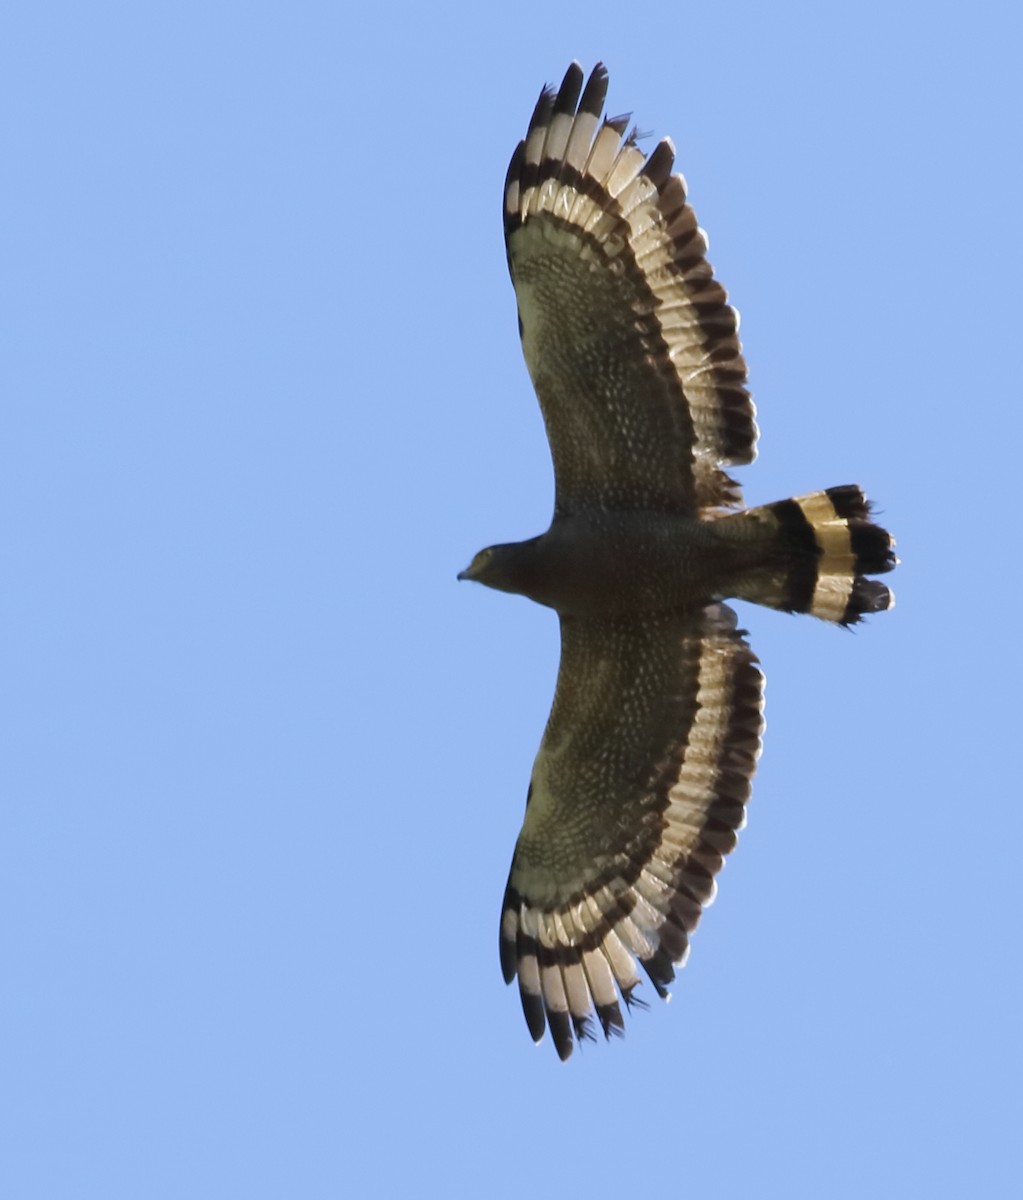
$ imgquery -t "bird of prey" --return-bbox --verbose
[459,62,896,1060]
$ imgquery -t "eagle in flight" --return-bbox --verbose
[459,63,896,1060]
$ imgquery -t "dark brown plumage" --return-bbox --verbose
[460,63,896,1060]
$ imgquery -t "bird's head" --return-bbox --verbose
[457,539,540,597]
[457,546,497,584]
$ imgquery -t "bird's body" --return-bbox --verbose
[460,63,896,1060]
[462,510,740,615]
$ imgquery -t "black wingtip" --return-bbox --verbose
[520,985,546,1044]
[527,82,556,136]
[641,138,675,187]
[621,982,649,1013]
[548,1009,574,1061]
[579,63,609,117]
[640,949,676,999]
[596,1001,626,1041]
[499,885,521,983]
[572,1012,597,1046]
[499,932,517,985]
[553,62,585,116]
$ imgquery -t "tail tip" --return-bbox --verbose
[840,579,895,626]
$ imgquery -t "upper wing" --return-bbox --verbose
[504,63,758,517]
[499,603,764,1059]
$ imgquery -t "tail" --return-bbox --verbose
[720,485,897,626]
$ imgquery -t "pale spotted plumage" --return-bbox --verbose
[462,63,896,1060]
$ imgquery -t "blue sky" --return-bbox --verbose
[5,2,1021,1196]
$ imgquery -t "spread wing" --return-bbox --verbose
[504,62,759,517]
[499,604,764,1059]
